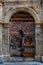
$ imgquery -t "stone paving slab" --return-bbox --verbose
[3,62,43,65]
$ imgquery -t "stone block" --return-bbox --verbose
[4,55,10,62]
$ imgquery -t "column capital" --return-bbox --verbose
[35,23,41,27]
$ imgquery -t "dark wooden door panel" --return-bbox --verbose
[9,11,35,57]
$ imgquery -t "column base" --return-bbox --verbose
[35,56,41,62]
[3,54,10,62]
[0,55,4,63]
[40,56,43,62]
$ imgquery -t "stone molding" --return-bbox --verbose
[3,6,40,24]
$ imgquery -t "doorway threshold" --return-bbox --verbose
[10,57,35,62]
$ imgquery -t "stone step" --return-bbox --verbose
[10,57,35,62]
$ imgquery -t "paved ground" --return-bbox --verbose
[0,62,43,65]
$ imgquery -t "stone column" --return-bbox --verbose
[40,23,43,62]
[2,24,10,55]
[41,30,43,56]
[0,4,3,55]
[0,24,2,55]
[35,24,42,61]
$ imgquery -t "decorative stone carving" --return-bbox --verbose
[3,0,41,4]
[33,5,41,14]
[3,6,40,24]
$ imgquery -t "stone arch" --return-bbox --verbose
[4,7,40,23]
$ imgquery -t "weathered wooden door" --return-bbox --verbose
[9,11,35,57]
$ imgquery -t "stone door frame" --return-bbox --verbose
[3,6,41,60]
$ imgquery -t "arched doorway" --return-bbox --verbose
[9,11,35,58]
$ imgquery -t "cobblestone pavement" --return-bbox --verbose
[0,62,43,65]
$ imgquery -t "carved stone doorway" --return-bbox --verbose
[9,11,35,58]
